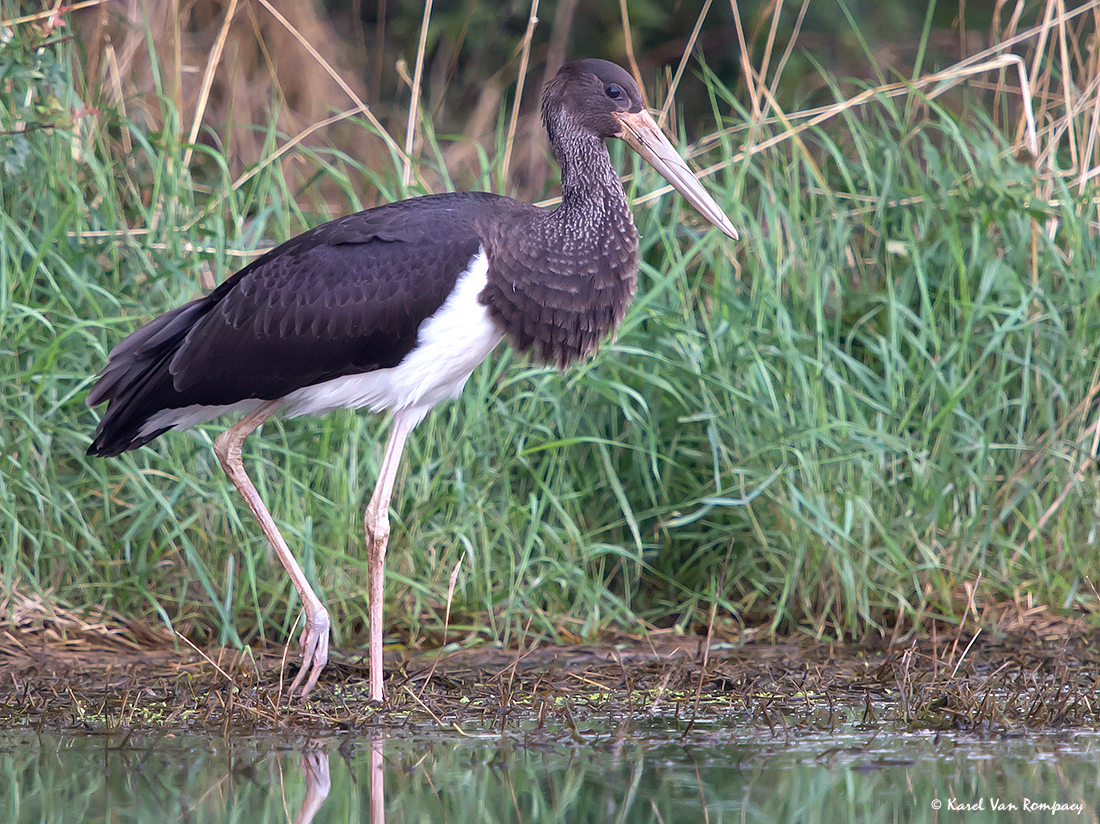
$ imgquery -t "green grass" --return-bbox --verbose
[3,16,1099,657]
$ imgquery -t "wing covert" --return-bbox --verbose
[166,193,499,405]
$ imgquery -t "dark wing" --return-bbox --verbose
[87,191,508,456]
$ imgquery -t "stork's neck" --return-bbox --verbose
[552,133,634,236]
[479,126,640,369]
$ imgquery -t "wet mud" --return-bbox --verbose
[3,607,1098,735]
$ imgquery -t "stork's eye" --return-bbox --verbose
[606,84,623,100]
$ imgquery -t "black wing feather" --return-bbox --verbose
[87,192,507,456]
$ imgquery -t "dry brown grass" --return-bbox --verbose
[0,585,173,655]
[74,0,376,194]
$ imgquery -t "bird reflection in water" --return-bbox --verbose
[290,736,384,824]
[292,742,332,824]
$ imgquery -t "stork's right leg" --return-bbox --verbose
[214,401,331,698]
[363,410,420,704]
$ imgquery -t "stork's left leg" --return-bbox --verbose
[363,409,421,703]
[214,401,331,698]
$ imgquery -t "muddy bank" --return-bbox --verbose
[2,613,1097,734]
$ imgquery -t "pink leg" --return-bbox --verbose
[364,409,420,703]
[214,402,331,698]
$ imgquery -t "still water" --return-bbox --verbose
[3,717,1098,823]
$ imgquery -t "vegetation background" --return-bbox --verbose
[3,0,1100,660]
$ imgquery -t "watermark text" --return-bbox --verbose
[930,797,1083,815]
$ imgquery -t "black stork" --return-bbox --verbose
[86,59,738,703]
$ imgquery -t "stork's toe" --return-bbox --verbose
[290,607,331,698]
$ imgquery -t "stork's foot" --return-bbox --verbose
[289,607,331,698]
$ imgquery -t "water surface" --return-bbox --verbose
[2,717,1096,822]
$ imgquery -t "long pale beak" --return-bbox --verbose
[614,109,738,240]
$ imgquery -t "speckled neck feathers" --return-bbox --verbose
[479,126,639,368]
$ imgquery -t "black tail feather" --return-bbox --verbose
[87,299,209,457]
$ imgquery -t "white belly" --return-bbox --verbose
[138,250,503,437]
[281,250,503,419]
